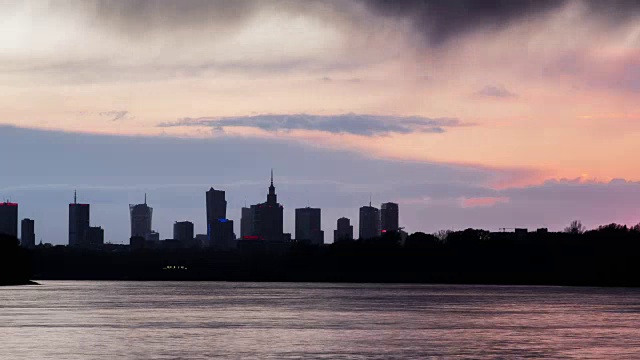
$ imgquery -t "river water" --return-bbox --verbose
[1,281,640,359]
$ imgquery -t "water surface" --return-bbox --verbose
[1,281,640,359]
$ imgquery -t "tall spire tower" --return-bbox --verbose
[267,169,277,203]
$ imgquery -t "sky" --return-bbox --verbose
[1,0,640,244]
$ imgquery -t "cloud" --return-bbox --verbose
[461,197,510,208]
[476,85,517,98]
[99,110,130,121]
[158,114,469,136]
[361,0,640,46]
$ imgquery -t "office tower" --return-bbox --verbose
[252,170,284,241]
[88,226,104,246]
[21,218,35,248]
[295,207,324,245]
[334,217,354,242]
[69,191,90,247]
[359,204,380,240]
[173,221,194,242]
[130,194,153,239]
[240,206,255,239]
[210,218,235,248]
[0,202,18,238]
[206,187,227,240]
[381,202,399,233]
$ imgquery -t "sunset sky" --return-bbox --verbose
[2,0,640,243]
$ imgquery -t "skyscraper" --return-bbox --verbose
[69,191,90,247]
[21,218,35,248]
[381,202,399,233]
[334,217,354,242]
[173,221,194,242]
[241,206,255,239]
[252,170,284,242]
[210,218,235,248]
[295,207,323,245]
[206,187,227,240]
[359,204,380,240]
[0,202,18,238]
[130,194,153,239]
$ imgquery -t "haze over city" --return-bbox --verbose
[2,0,640,243]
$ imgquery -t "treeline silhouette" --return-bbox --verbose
[26,222,640,287]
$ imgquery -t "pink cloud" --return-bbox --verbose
[461,197,510,208]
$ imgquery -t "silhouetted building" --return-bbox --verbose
[130,194,153,239]
[210,218,235,248]
[206,187,227,241]
[0,202,18,238]
[334,217,354,242]
[130,236,146,250]
[88,226,104,246]
[173,221,194,242]
[241,206,255,239]
[381,202,399,233]
[21,218,35,248]
[359,204,380,240]
[252,170,284,242]
[69,192,90,247]
[146,231,160,242]
[195,234,208,247]
[295,207,323,245]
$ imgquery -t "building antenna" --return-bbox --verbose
[270,168,274,186]
[144,193,147,205]
[369,193,372,207]
[74,190,77,204]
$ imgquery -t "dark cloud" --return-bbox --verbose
[84,0,259,35]
[159,114,469,136]
[476,85,517,98]
[99,111,130,121]
[362,0,561,45]
[361,0,640,46]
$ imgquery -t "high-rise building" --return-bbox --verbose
[359,204,380,240]
[21,218,35,248]
[130,194,153,239]
[295,207,324,245]
[0,202,18,238]
[69,191,90,247]
[210,218,235,248]
[206,187,227,240]
[173,221,194,242]
[381,202,399,233]
[240,206,255,239]
[252,170,284,242]
[88,226,104,246]
[334,217,354,242]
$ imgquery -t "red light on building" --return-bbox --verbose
[243,236,260,240]
[381,230,387,233]
[0,202,18,207]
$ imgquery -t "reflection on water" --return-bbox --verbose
[1,281,640,359]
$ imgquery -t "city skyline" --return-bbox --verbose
[0,172,409,245]
[2,1,640,243]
